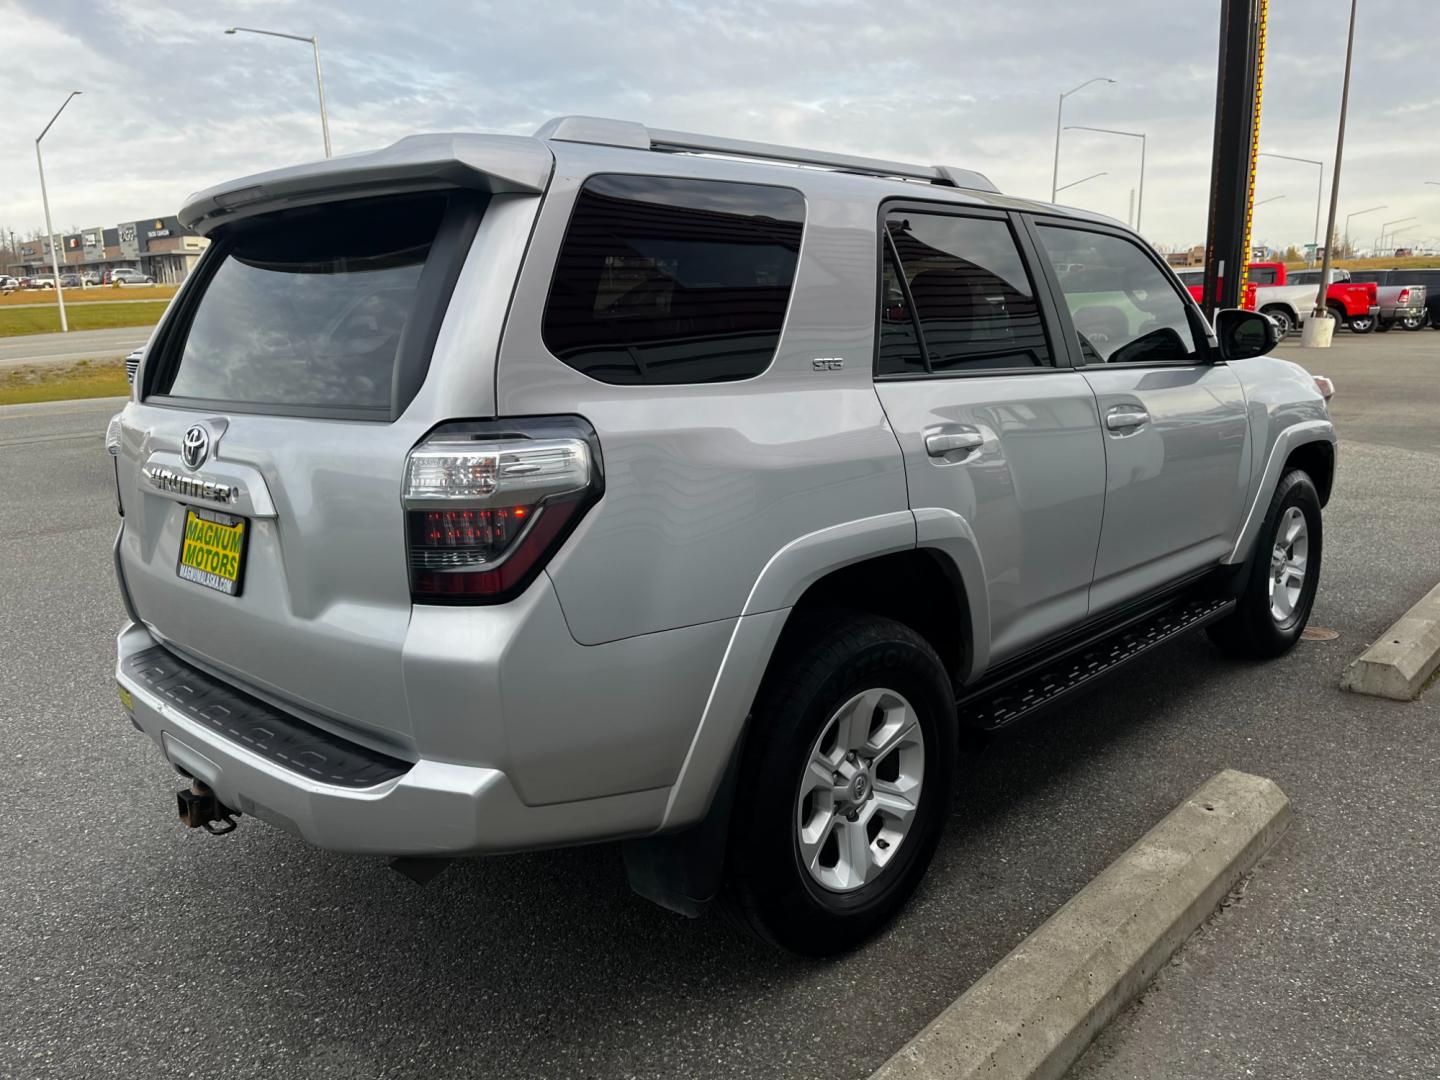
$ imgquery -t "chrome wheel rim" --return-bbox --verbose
[1269,506,1310,624]
[795,688,925,893]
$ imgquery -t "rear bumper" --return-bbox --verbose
[114,620,671,856]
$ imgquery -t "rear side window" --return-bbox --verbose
[542,175,804,384]
[156,193,468,417]
[877,211,1051,376]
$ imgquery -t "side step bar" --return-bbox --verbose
[959,595,1236,731]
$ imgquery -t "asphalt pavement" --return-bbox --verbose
[2,334,1437,1080]
[0,327,149,371]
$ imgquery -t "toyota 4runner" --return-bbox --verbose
[109,117,1336,955]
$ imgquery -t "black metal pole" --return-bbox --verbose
[1202,0,1263,317]
[1313,0,1358,321]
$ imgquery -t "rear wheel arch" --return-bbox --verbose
[777,548,971,686]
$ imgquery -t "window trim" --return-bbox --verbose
[1024,215,1218,370]
[537,171,808,388]
[872,199,1068,381]
[142,189,486,423]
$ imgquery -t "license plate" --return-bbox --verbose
[176,507,249,596]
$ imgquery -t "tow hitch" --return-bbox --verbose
[176,780,241,835]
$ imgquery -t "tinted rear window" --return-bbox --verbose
[159,194,453,416]
[542,175,804,384]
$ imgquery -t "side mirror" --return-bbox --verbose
[1214,307,1279,361]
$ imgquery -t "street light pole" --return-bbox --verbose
[1066,125,1146,231]
[1258,152,1324,265]
[36,90,81,333]
[1051,77,1115,203]
[225,26,331,158]
[1343,205,1385,255]
[1376,217,1415,254]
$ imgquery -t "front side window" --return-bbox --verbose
[1037,225,1202,365]
[542,175,804,385]
[877,211,1051,376]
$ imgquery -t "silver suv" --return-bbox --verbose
[109,117,1336,955]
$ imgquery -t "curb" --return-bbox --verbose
[1340,582,1440,700]
[868,769,1291,1080]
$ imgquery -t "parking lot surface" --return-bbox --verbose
[2,334,1437,1079]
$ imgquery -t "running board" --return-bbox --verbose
[959,596,1236,731]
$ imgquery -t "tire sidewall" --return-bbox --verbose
[1248,471,1323,646]
[731,620,957,952]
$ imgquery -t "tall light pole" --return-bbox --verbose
[1258,152,1324,266]
[1343,205,1385,254]
[1377,216,1416,253]
[36,90,81,333]
[1309,0,1357,337]
[1051,77,1114,203]
[1066,125,1146,232]
[1055,171,1107,196]
[225,26,331,158]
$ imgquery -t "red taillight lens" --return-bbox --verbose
[1398,289,1410,304]
[402,419,601,604]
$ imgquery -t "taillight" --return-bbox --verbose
[402,417,603,604]
[1398,289,1410,305]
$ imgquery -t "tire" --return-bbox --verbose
[1260,306,1293,338]
[1207,469,1323,660]
[1348,313,1375,334]
[721,613,958,955]
[1326,305,1348,331]
[1376,320,1391,333]
[1400,315,1424,331]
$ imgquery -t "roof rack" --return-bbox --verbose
[534,115,999,194]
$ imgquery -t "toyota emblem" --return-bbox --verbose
[181,425,210,471]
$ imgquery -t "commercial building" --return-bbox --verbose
[10,215,208,283]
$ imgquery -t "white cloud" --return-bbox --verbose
[1,0,1435,252]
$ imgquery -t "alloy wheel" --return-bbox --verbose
[1268,506,1310,624]
[795,688,925,893]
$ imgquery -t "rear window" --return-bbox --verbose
[157,193,461,416]
[542,175,804,384]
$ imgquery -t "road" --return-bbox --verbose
[0,326,148,371]
[2,335,1437,1080]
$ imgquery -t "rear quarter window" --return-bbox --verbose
[541,175,805,385]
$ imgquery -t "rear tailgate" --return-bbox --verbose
[115,137,551,752]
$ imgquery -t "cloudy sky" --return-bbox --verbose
[2,0,1436,253]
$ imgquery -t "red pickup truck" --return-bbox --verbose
[1175,262,1379,334]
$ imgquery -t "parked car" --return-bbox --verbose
[28,275,55,289]
[60,274,83,288]
[1264,265,1381,333]
[1343,270,1429,331]
[107,118,1336,955]
[104,267,154,286]
[0,275,19,293]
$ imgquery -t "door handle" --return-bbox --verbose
[1105,407,1150,432]
[925,428,984,459]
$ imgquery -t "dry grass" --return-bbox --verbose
[0,285,178,306]
[0,359,130,405]
[1284,256,1440,272]
[0,301,168,337]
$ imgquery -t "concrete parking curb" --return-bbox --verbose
[1340,582,1440,700]
[868,769,1291,1080]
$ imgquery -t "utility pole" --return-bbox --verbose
[1306,0,1358,347]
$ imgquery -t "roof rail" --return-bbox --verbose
[534,115,999,194]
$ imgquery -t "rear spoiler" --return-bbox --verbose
[178,133,554,235]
